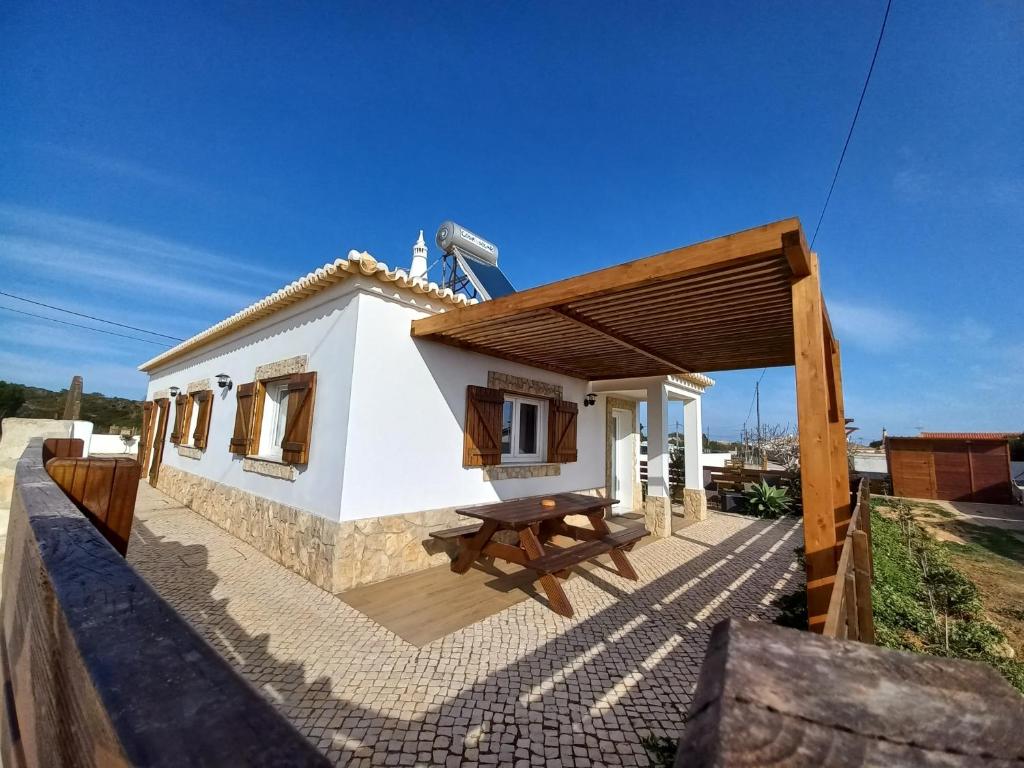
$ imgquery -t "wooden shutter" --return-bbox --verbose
[464,385,503,467]
[169,394,188,445]
[547,399,579,463]
[281,372,317,464]
[191,390,214,450]
[139,401,154,468]
[229,382,257,455]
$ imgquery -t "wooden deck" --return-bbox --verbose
[341,514,650,646]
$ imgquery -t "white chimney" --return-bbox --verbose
[409,230,428,280]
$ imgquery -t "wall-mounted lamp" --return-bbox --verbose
[215,373,233,391]
[168,386,180,398]
[583,393,597,407]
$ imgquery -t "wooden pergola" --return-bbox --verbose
[412,218,850,630]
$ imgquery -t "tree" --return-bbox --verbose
[1010,434,1024,462]
[0,381,26,422]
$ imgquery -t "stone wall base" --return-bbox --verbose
[154,465,606,594]
[680,488,709,523]
[644,495,672,539]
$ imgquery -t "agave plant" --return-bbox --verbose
[743,480,792,519]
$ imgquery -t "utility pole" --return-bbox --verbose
[755,380,761,465]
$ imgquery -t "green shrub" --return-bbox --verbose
[743,480,792,519]
[870,500,1024,693]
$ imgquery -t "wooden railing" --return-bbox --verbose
[42,438,139,556]
[1,438,328,767]
[822,477,874,641]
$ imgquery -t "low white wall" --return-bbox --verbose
[0,418,93,510]
[853,453,888,474]
[701,452,733,468]
[89,434,139,455]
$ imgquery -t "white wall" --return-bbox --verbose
[853,453,888,474]
[145,281,360,521]
[144,278,611,524]
[340,290,607,519]
[701,452,733,468]
[90,433,138,455]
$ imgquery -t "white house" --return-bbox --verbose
[137,233,713,593]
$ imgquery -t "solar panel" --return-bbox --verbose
[453,246,516,300]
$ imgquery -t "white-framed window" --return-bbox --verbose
[501,395,547,463]
[257,379,290,461]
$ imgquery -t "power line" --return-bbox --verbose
[810,0,893,248]
[0,305,172,347]
[0,290,184,341]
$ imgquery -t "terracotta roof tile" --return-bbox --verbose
[139,251,476,372]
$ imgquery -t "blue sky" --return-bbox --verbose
[1,1,1021,442]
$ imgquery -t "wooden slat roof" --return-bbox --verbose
[412,218,814,380]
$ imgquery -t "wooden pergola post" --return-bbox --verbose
[789,242,842,632]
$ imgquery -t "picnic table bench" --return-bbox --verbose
[431,492,648,617]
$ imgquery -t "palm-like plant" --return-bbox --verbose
[743,480,792,519]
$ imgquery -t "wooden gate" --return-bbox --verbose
[887,436,1013,504]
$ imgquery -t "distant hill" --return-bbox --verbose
[9,383,142,433]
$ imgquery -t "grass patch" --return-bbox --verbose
[871,498,1024,693]
[940,522,1024,563]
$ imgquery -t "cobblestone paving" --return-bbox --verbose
[129,483,803,766]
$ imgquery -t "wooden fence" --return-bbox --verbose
[822,477,874,642]
[1,438,328,767]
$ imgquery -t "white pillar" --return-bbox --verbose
[644,381,672,537]
[683,395,703,490]
[646,382,670,498]
[681,394,708,521]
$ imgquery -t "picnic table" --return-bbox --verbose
[430,492,648,617]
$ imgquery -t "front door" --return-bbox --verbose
[148,398,169,487]
[611,409,634,514]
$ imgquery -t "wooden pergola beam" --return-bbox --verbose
[548,307,695,374]
[792,252,838,632]
[411,218,800,338]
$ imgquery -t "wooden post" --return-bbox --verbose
[852,530,875,643]
[827,341,851,551]
[789,243,837,632]
[843,568,858,641]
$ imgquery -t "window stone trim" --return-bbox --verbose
[255,355,307,381]
[152,389,169,400]
[243,457,298,481]
[187,378,211,393]
[177,445,203,460]
[487,371,562,400]
[483,463,561,481]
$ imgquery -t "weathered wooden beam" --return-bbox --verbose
[677,619,1024,766]
[411,218,800,337]
[792,253,836,632]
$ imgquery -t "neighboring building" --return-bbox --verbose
[137,236,713,594]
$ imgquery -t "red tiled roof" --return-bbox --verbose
[918,432,1018,440]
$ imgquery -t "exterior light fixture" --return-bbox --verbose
[583,393,597,407]
[215,373,233,391]
[168,386,180,397]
